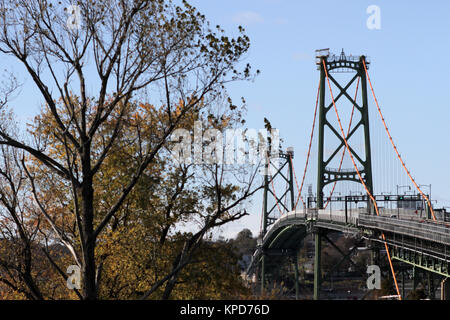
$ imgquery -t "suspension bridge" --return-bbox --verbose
[246,49,450,300]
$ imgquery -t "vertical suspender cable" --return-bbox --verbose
[290,156,301,208]
[294,79,321,209]
[362,60,436,221]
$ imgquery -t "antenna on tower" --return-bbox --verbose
[339,48,346,61]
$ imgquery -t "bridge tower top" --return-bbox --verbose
[315,48,370,72]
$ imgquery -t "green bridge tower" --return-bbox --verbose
[315,48,374,209]
[314,49,374,300]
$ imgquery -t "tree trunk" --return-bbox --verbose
[23,244,44,300]
[161,275,177,300]
[161,252,183,300]
[81,149,97,300]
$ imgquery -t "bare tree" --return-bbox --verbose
[155,156,262,300]
[0,0,255,299]
[0,143,44,299]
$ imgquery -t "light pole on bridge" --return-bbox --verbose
[418,184,432,219]
[396,185,411,196]
[396,185,411,217]
[418,184,432,201]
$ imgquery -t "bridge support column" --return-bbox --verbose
[402,268,406,299]
[314,230,322,300]
[260,255,265,296]
[412,267,418,290]
[294,253,299,300]
[370,242,380,266]
[428,273,435,300]
[441,278,450,300]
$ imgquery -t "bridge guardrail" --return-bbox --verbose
[248,210,450,275]
[358,214,450,245]
[316,208,365,226]
[262,210,307,244]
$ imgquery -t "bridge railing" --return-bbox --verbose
[316,208,365,226]
[261,210,307,243]
[268,208,365,234]
[358,214,450,245]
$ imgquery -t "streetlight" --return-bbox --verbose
[417,184,432,219]
[396,185,411,217]
[381,192,391,212]
[418,184,431,200]
[397,185,411,195]
[330,192,342,219]
[442,207,450,222]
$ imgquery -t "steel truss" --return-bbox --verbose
[316,50,373,209]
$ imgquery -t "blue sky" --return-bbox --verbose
[4,1,450,239]
[187,0,450,238]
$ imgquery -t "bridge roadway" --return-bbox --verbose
[248,208,450,278]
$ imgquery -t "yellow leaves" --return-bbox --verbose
[134,241,250,300]
[19,87,250,300]
[220,115,231,128]
[96,223,166,299]
[0,286,27,300]
[95,223,246,300]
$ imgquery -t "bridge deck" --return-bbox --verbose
[248,208,450,275]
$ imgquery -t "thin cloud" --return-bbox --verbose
[292,52,312,61]
[274,17,289,25]
[232,11,264,25]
